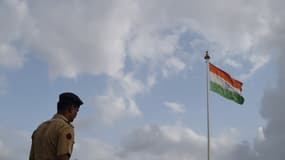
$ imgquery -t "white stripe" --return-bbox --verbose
[210,72,241,94]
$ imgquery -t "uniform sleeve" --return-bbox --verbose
[57,126,74,157]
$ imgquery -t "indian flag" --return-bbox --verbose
[209,63,244,104]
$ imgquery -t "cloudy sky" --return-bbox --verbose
[0,0,284,159]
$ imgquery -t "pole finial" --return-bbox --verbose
[204,51,210,60]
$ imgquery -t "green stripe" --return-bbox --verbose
[210,81,244,105]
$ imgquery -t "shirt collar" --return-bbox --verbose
[52,114,70,123]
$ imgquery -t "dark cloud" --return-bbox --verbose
[254,0,285,159]
[229,0,285,159]
[256,54,285,160]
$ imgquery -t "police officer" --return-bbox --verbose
[29,92,83,160]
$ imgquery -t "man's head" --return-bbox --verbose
[57,92,83,122]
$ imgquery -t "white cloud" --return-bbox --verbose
[0,0,27,70]
[120,124,240,160]
[0,125,254,160]
[73,138,119,160]
[0,0,27,43]
[93,95,142,125]
[239,54,270,80]
[128,29,180,63]
[184,0,269,52]
[91,71,160,125]
[147,74,156,89]
[114,73,145,98]
[224,59,243,69]
[0,0,272,80]
[0,128,30,160]
[0,44,25,69]
[22,0,138,78]
[163,101,185,114]
[257,127,265,142]
[0,140,10,160]
[162,57,186,78]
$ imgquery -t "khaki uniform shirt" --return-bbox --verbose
[29,114,75,160]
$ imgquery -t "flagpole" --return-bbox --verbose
[204,51,211,160]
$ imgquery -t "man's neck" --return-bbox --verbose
[57,112,71,122]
